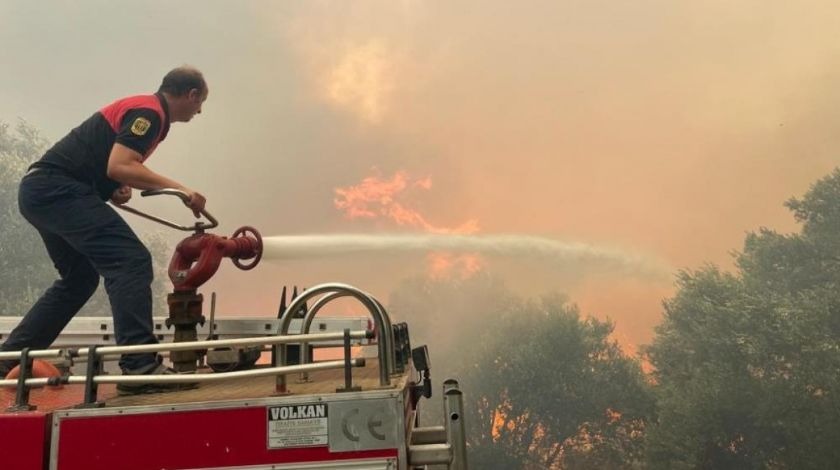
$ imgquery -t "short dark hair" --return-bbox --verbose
[158,66,206,96]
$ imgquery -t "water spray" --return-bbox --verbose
[261,233,670,279]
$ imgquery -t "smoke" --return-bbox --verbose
[6,1,840,350]
[262,233,671,281]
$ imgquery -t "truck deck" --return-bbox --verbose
[1,357,392,411]
[0,283,468,470]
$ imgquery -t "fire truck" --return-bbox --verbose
[0,190,468,470]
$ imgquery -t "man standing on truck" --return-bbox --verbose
[0,66,208,394]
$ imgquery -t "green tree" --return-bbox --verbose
[645,169,840,469]
[389,276,654,469]
[0,120,51,315]
[463,296,653,469]
[0,119,170,317]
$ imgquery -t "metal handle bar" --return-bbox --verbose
[80,330,373,357]
[0,358,366,389]
[113,188,218,231]
[0,331,373,361]
[276,283,396,389]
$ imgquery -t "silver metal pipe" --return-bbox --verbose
[298,291,397,375]
[114,188,219,231]
[301,292,349,335]
[0,331,370,362]
[276,283,392,389]
[0,358,365,388]
[0,349,64,361]
[369,295,397,375]
[411,426,447,445]
[72,343,357,365]
[444,387,468,470]
[408,443,453,465]
[299,291,350,380]
[299,289,396,376]
[78,330,371,357]
[443,378,460,394]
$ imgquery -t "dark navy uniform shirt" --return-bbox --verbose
[35,93,171,200]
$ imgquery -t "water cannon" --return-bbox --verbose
[168,224,262,292]
[115,189,263,372]
[117,188,263,287]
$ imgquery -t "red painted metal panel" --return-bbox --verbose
[56,406,397,470]
[0,412,49,470]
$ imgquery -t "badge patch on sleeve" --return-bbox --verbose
[130,117,151,136]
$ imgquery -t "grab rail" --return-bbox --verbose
[275,283,396,392]
[1,329,372,410]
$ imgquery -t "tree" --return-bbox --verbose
[645,169,840,469]
[0,119,170,317]
[389,276,654,469]
[0,120,50,315]
[463,296,653,469]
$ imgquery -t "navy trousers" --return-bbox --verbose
[1,168,158,372]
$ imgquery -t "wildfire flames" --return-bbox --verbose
[334,169,482,279]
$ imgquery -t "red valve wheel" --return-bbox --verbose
[231,226,262,270]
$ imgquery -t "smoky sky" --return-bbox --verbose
[3,1,840,347]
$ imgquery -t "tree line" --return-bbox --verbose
[390,170,840,468]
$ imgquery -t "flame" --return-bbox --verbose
[427,252,483,280]
[334,170,479,234]
[491,398,513,441]
[335,169,482,278]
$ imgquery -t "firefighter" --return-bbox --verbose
[0,66,208,394]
